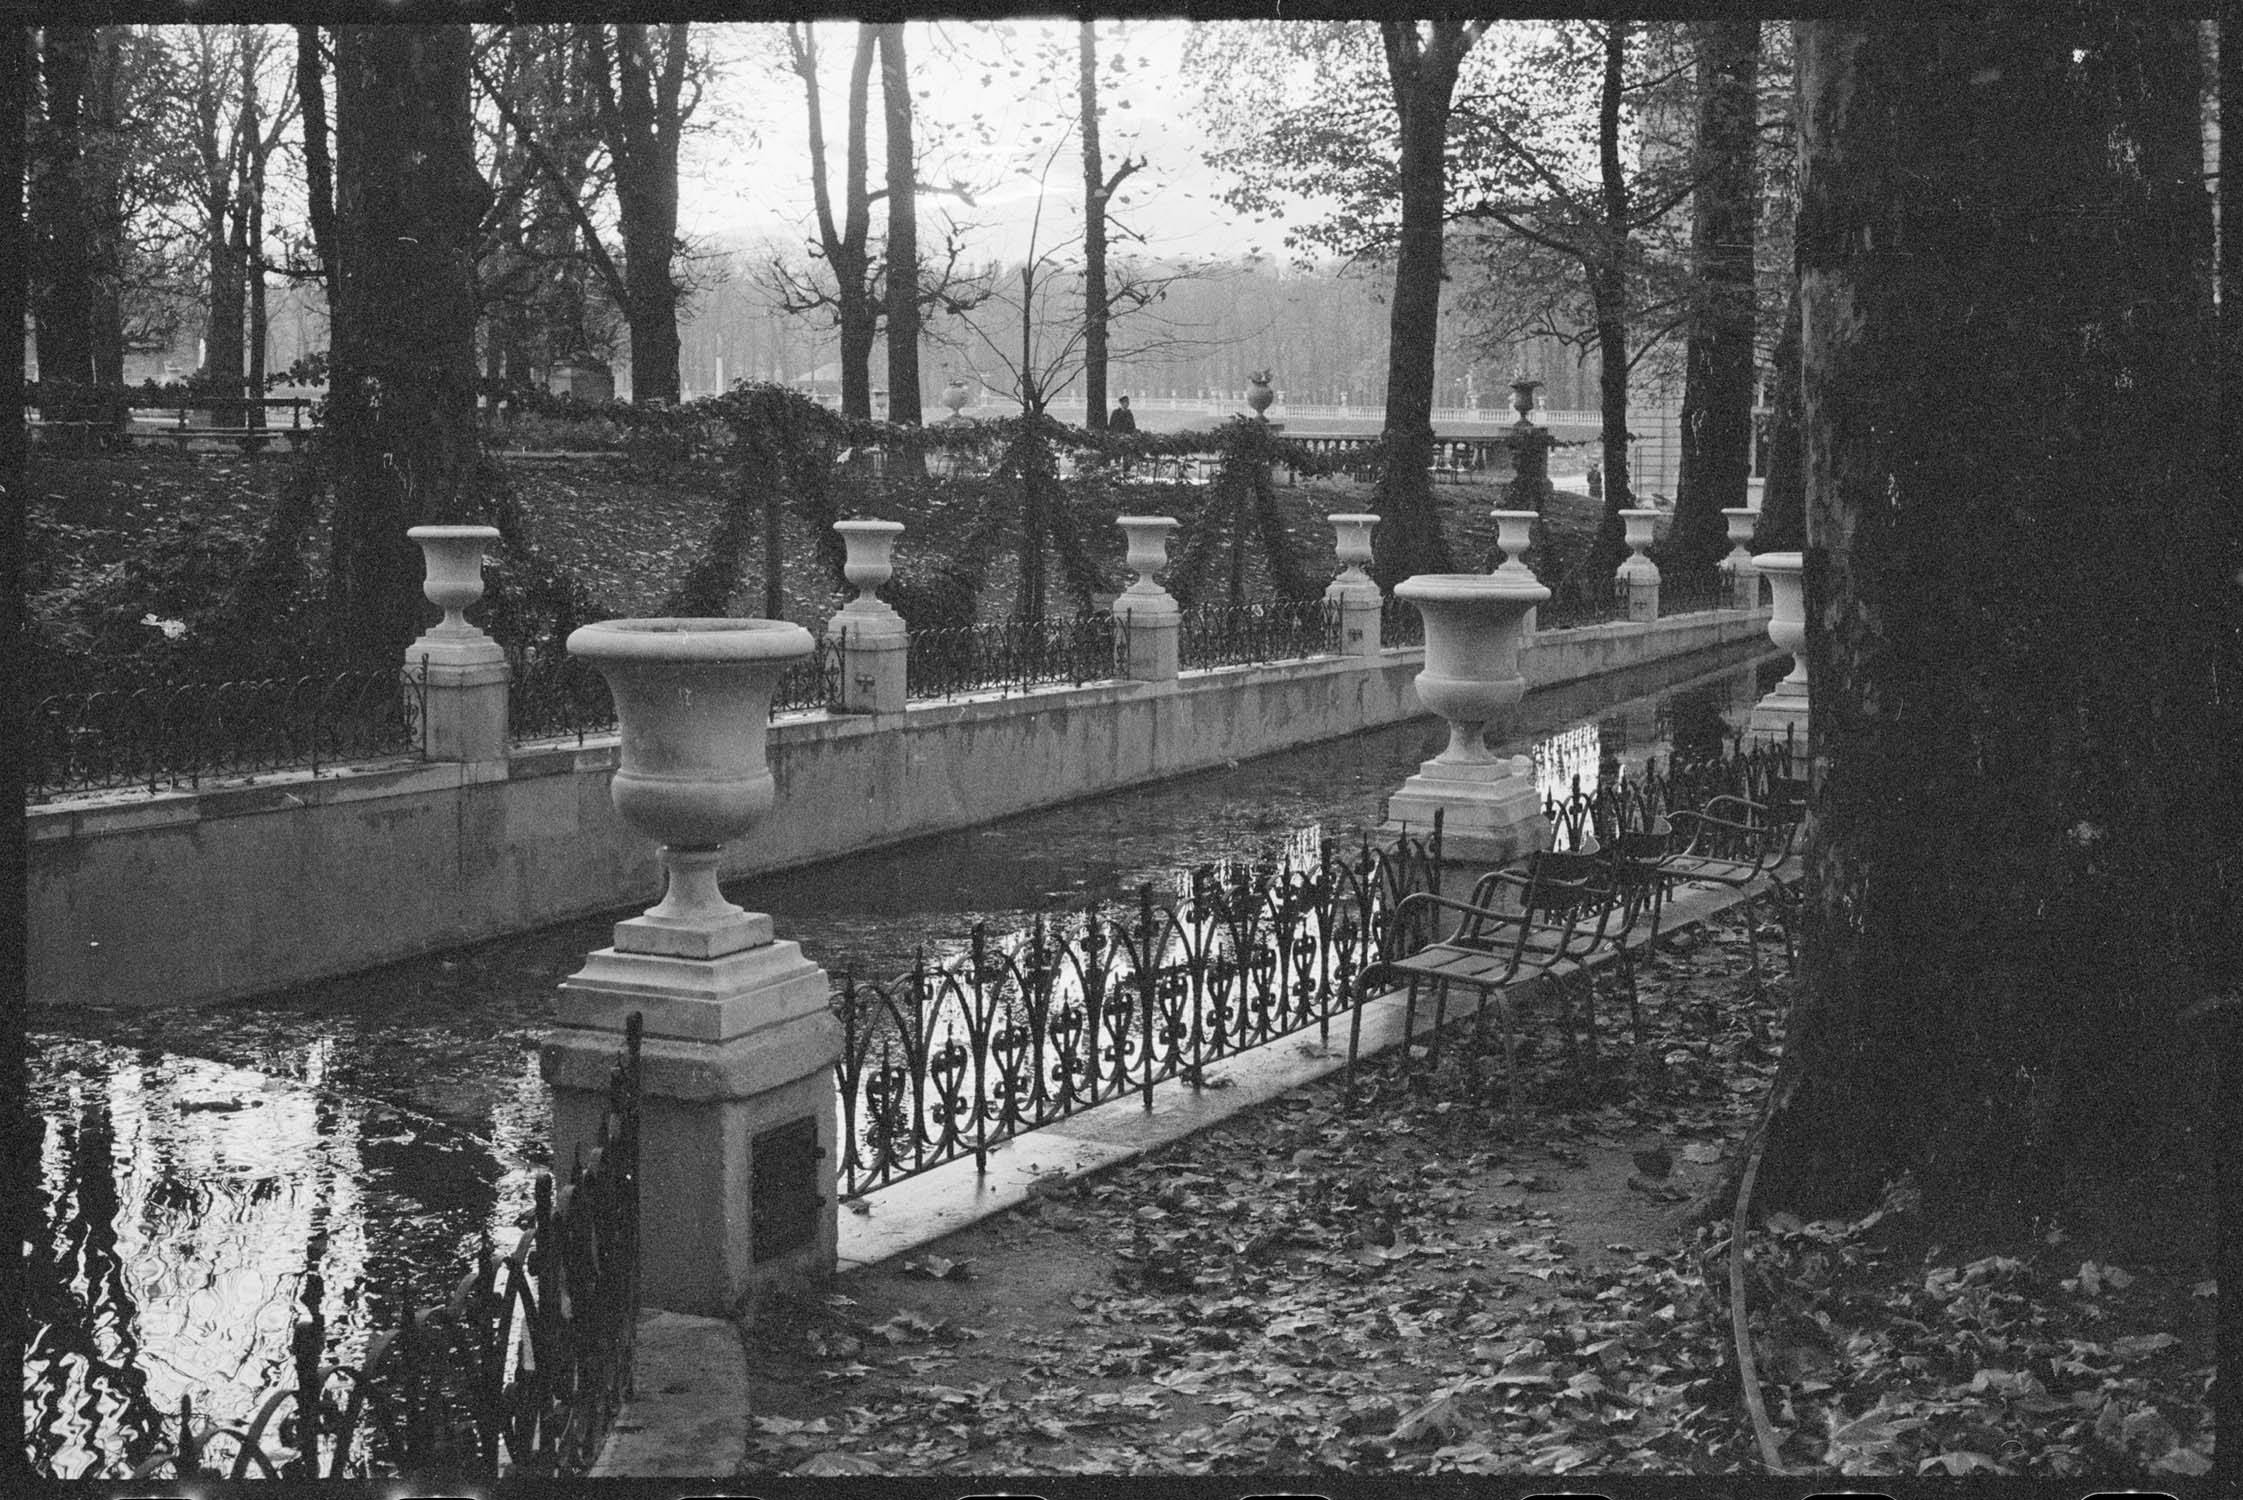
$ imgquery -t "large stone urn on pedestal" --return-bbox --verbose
[1617,507,1662,621]
[1747,551,1808,744]
[542,618,840,1318]
[1114,516,1182,681]
[1720,508,1762,610]
[406,526,509,763]
[1382,570,1551,873]
[829,520,907,714]
[1324,513,1382,657]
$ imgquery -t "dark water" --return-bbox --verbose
[26,642,1782,1477]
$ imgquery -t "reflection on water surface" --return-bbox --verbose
[28,644,1782,1476]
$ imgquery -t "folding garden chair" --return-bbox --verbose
[1649,773,1808,989]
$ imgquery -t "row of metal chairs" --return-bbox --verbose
[1353,776,1808,1110]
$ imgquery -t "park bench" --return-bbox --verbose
[1358,843,1652,1113]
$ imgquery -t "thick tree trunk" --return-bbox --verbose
[600,24,685,404]
[296,25,337,290]
[30,26,98,412]
[1585,22,1633,578]
[1757,14,2230,1220]
[1079,20,1109,432]
[1751,281,1804,552]
[880,23,921,431]
[1670,19,1760,581]
[328,25,488,675]
[1371,22,1470,590]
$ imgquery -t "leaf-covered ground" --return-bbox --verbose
[735,901,2216,1479]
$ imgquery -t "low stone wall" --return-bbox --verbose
[28,606,1768,1011]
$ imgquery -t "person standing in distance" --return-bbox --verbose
[1110,394,1138,475]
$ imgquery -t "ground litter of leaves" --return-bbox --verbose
[736,901,2215,1480]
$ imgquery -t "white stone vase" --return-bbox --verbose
[567,618,813,949]
[1748,550,1809,743]
[1755,551,1806,687]
[835,520,904,611]
[942,377,971,420]
[1491,510,1539,586]
[1720,508,1760,607]
[408,525,500,635]
[1328,513,1378,590]
[1617,508,1662,584]
[1246,378,1275,416]
[1117,515,1179,597]
[1396,573,1549,765]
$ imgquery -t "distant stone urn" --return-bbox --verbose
[1247,370,1275,416]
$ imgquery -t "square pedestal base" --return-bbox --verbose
[1383,753,1549,872]
[1748,681,1809,745]
[544,939,841,1319]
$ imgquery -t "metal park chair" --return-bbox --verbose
[1355,843,1649,1115]
[1645,772,1809,990]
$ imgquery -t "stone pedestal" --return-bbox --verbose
[544,924,840,1320]
[830,520,908,714]
[1618,508,1661,622]
[1115,516,1181,682]
[544,617,839,1320]
[1720,508,1762,611]
[1323,513,1382,657]
[1382,572,1550,870]
[1748,551,1808,742]
[406,525,509,764]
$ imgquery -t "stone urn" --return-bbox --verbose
[830,520,907,712]
[1328,513,1378,589]
[1324,513,1382,657]
[1509,376,1542,423]
[406,525,509,761]
[1617,507,1662,621]
[1720,508,1760,609]
[1115,516,1182,680]
[942,376,971,421]
[566,617,814,956]
[1384,572,1552,866]
[1491,511,1538,586]
[1246,371,1276,417]
[408,525,500,635]
[1748,551,1808,742]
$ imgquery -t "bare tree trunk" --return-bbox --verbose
[30,26,98,415]
[328,24,489,674]
[1372,21,1481,589]
[1751,280,1804,552]
[1079,20,1108,432]
[1758,14,2228,1222]
[1670,19,1760,580]
[1585,21,1633,577]
[880,23,921,430]
[296,25,336,289]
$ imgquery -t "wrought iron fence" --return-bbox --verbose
[769,633,845,717]
[124,1016,643,1483]
[1655,568,1731,617]
[905,611,1126,700]
[27,660,428,802]
[833,824,1443,1198]
[1543,725,1803,852]
[1536,572,1631,631]
[1178,598,1340,669]
[1381,592,1427,648]
[507,645,616,746]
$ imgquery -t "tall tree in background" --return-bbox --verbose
[28,26,97,415]
[1370,18,1489,588]
[326,24,489,674]
[879,22,921,431]
[1756,12,2230,1235]
[1667,19,1760,581]
[1076,20,1142,432]
[777,22,879,419]
[583,23,692,404]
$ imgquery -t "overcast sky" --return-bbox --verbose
[677,20,1272,269]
